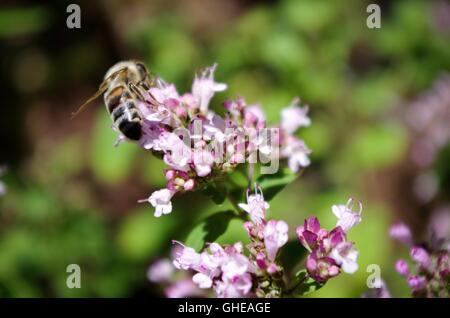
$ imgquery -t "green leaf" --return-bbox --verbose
[257,167,298,201]
[185,211,236,252]
[279,240,307,275]
[201,182,227,205]
[290,269,324,297]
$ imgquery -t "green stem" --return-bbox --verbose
[285,273,309,296]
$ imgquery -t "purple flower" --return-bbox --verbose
[140,188,175,217]
[410,246,432,270]
[362,280,392,298]
[243,104,266,131]
[172,242,201,270]
[166,169,195,192]
[330,242,359,274]
[192,149,214,177]
[263,220,289,261]
[395,259,410,277]
[389,222,413,246]
[147,259,174,283]
[281,136,311,173]
[159,132,192,172]
[165,278,203,298]
[437,253,450,278]
[428,206,450,248]
[139,120,164,150]
[280,98,311,134]
[407,275,427,292]
[238,187,269,224]
[192,63,227,113]
[214,272,253,298]
[192,272,214,289]
[172,240,254,298]
[297,207,361,283]
[306,251,340,283]
[320,226,346,255]
[332,198,362,232]
[296,216,326,251]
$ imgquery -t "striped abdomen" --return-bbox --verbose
[105,86,142,140]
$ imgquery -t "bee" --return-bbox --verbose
[72,60,153,141]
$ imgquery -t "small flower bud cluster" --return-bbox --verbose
[296,199,362,283]
[390,221,450,298]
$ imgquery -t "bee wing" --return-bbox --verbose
[71,67,127,119]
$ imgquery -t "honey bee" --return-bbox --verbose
[72,60,153,140]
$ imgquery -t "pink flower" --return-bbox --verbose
[224,98,245,118]
[263,220,289,261]
[139,120,163,150]
[389,222,413,246]
[192,149,214,177]
[330,241,359,274]
[362,279,392,298]
[410,246,432,270]
[395,259,409,277]
[192,64,227,113]
[172,240,254,298]
[141,188,175,217]
[166,170,195,192]
[297,210,360,283]
[281,136,311,172]
[160,132,192,172]
[147,259,174,283]
[437,253,450,278]
[214,273,253,298]
[332,198,362,232]
[149,78,180,103]
[280,98,311,134]
[238,187,269,223]
[296,216,326,251]
[172,242,201,270]
[165,279,203,298]
[243,105,266,130]
[306,251,340,283]
[192,272,213,289]
[407,275,427,291]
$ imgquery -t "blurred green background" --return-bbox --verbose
[0,0,449,297]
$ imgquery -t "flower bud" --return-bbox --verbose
[389,222,412,246]
[410,246,432,269]
[395,259,409,277]
[407,275,427,291]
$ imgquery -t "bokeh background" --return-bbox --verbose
[1,0,449,297]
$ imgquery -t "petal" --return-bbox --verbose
[192,273,213,289]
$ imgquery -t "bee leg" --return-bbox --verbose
[137,79,152,90]
[128,82,146,101]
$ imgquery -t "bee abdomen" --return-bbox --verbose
[118,121,142,140]
[105,86,125,113]
[112,100,142,140]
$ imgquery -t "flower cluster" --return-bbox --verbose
[171,187,288,298]
[115,64,311,217]
[169,186,360,297]
[390,219,450,298]
[296,199,362,283]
